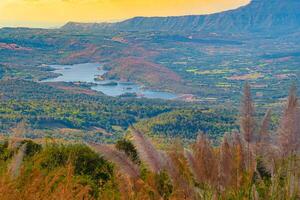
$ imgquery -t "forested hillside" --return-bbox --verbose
[135,109,238,140]
[0,79,238,142]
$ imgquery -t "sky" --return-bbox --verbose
[0,0,250,28]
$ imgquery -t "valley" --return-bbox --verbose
[0,0,299,142]
[1,0,300,199]
[0,28,299,106]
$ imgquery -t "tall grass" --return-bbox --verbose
[0,84,300,199]
[0,163,93,200]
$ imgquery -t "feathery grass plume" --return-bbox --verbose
[11,121,27,138]
[278,85,300,157]
[219,134,234,191]
[184,149,197,177]
[232,131,246,188]
[257,109,272,156]
[159,150,195,200]
[160,141,185,182]
[276,86,300,198]
[88,143,140,179]
[256,109,277,175]
[240,82,256,170]
[114,172,135,200]
[131,127,164,173]
[258,109,272,144]
[188,134,219,187]
[160,152,177,180]
[240,83,255,143]
[8,143,26,178]
[9,121,27,149]
[167,140,195,199]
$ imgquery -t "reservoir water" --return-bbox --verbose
[42,63,178,100]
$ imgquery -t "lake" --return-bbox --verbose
[42,63,178,100]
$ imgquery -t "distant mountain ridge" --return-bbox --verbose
[62,0,300,33]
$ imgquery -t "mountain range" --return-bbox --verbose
[62,0,300,33]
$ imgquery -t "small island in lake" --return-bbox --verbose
[94,74,106,81]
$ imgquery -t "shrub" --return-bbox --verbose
[20,140,42,158]
[0,140,13,161]
[37,144,114,186]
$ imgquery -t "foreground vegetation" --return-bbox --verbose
[0,84,300,199]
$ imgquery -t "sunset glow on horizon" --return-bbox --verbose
[0,0,250,28]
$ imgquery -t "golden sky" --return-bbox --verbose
[0,0,250,28]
